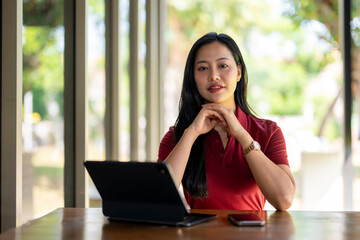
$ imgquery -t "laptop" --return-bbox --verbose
[84,160,217,226]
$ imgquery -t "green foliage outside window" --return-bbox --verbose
[22,0,360,141]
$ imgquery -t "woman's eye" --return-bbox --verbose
[198,66,207,71]
[220,64,228,68]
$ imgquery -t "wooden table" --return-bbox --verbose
[1,208,360,239]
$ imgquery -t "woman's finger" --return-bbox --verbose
[202,104,231,117]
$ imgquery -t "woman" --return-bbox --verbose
[158,32,295,211]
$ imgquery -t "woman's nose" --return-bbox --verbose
[210,68,220,81]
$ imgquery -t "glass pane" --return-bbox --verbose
[138,0,147,161]
[118,0,146,162]
[119,0,130,161]
[352,0,360,211]
[165,0,344,210]
[88,0,105,161]
[87,0,105,207]
[22,0,64,222]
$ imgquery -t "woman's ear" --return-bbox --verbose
[237,66,242,82]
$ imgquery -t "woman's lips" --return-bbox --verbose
[207,85,224,93]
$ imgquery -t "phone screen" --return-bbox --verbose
[228,213,265,227]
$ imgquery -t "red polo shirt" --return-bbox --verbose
[158,106,289,210]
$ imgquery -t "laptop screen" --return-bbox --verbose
[84,161,190,223]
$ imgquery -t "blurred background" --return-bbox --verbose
[21,0,360,222]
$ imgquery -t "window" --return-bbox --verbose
[87,0,106,162]
[352,0,360,210]
[87,0,106,207]
[22,0,64,221]
[119,0,130,161]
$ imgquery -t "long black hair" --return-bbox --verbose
[174,32,254,198]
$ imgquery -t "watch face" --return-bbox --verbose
[254,141,261,150]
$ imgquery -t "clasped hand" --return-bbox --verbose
[189,103,243,139]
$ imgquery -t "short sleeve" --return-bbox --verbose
[158,127,176,162]
[264,127,289,166]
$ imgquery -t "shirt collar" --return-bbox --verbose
[235,105,248,131]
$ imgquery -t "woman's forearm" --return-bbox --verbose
[164,127,199,188]
[236,130,296,211]
[245,150,296,210]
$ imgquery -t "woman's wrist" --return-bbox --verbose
[183,125,200,143]
[235,129,253,148]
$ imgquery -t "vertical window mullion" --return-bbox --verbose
[1,0,22,232]
[340,0,353,211]
[105,0,120,160]
[75,0,89,208]
[64,0,88,208]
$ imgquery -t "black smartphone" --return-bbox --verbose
[228,213,265,227]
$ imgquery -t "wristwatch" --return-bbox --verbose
[243,141,261,156]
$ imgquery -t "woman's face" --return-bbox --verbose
[194,41,241,110]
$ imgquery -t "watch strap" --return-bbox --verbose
[243,141,260,155]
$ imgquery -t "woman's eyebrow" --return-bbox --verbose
[195,60,208,65]
[195,57,230,65]
[216,57,230,61]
